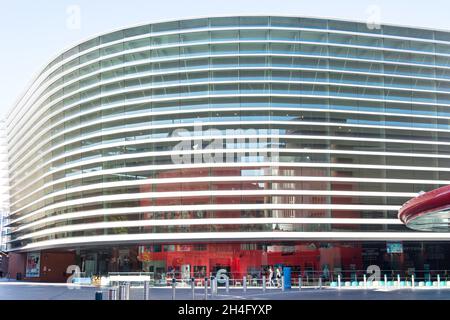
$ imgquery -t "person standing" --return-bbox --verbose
[276,267,282,288]
[268,266,274,287]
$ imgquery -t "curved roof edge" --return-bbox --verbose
[7,13,450,122]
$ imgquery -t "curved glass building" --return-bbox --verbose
[5,16,450,281]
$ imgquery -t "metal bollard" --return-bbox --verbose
[225,276,229,293]
[213,277,218,295]
[384,274,388,290]
[363,274,367,289]
[119,284,128,300]
[204,277,208,300]
[281,275,285,291]
[191,277,195,300]
[108,287,118,300]
[125,282,130,300]
[143,281,150,300]
[243,276,247,292]
[172,278,176,300]
[95,291,103,300]
[298,276,302,291]
[119,284,125,300]
[318,277,322,290]
[438,275,441,289]
[412,275,415,289]
[209,276,213,295]
[338,275,341,289]
[262,275,266,292]
[397,274,401,288]
[211,276,217,296]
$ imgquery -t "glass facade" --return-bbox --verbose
[76,241,450,282]
[4,16,450,276]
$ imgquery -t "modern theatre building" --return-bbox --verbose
[4,16,450,282]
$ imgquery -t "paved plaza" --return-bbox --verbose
[0,282,450,300]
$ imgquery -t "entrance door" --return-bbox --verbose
[84,260,97,277]
[143,260,166,284]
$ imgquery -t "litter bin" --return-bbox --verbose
[95,291,103,300]
[16,273,22,281]
[283,267,291,289]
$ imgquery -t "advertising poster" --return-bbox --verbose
[25,252,40,278]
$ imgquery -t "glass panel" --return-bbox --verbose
[300,30,327,42]
[210,17,239,27]
[270,29,300,41]
[152,21,179,33]
[124,38,149,50]
[435,31,450,42]
[180,31,209,44]
[80,37,100,52]
[100,30,123,44]
[299,18,328,29]
[239,16,269,27]
[211,30,239,41]
[123,25,150,38]
[211,43,239,55]
[180,18,209,30]
[270,16,300,28]
[63,46,79,60]
[151,34,179,46]
[240,29,268,40]
[328,20,358,32]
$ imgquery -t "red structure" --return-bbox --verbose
[136,242,363,281]
[399,185,450,231]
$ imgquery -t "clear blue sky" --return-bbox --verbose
[1,0,450,118]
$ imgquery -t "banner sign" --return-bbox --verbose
[25,252,40,278]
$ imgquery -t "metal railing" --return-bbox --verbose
[100,269,450,285]
[97,270,450,300]
[88,269,450,291]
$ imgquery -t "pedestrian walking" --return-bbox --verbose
[268,266,274,287]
